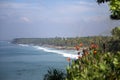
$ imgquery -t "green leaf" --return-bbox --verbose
[113,58,118,65]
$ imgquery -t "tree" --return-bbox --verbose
[97,0,120,20]
[107,26,120,52]
[111,26,120,39]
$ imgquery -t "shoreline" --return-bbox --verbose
[42,44,75,50]
[16,43,88,51]
[14,42,75,50]
[14,43,87,59]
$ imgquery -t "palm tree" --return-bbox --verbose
[44,68,66,80]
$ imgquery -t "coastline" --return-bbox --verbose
[42,44,75,50]
[16,43,81,59]
[13,42,75,50]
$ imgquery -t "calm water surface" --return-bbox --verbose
[0,41,68,80]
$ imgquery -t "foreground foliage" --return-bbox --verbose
[97,0,120,20]
[66,26,120,80]
[44,68,66,80]
[66,52,120,80]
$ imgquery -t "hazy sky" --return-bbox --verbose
[0,0,120,40]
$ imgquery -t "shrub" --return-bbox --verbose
[44,68,66,80]
[66,52,120,80]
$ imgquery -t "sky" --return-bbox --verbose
[0,0,120,40]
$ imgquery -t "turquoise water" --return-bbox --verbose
[0,41,68,80]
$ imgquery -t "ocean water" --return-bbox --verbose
[0,41,76,80]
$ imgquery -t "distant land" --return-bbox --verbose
[12,36,111,50]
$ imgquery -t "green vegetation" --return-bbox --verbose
[66,26,120,80]
[97,0,120,20]
[12,36,111,50]
[108,26,120,52]
[66,52,120,80]
[42,27,120,80]
[44,68,66,80]
[111,26,120,39]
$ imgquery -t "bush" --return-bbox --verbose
[44,68,66,80]
[108,39,120,52]
[66,52,120,80]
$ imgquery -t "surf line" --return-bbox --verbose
[33,46,79,59]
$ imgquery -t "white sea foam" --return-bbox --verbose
[18,44,29,47]
[33,46,82,59]
[18,44,82,59]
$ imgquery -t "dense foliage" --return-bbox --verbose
[65,26,120,80]
[44,68,66,80]
[108,26,120,52]
[97,0,120,20]
[66,52,120,80]
[111,26,120,39]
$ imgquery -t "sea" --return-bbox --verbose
[0,41,79,80]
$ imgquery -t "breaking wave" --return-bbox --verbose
[33,46,82,59]
[18,44,82,59]
[18,44,29,47]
